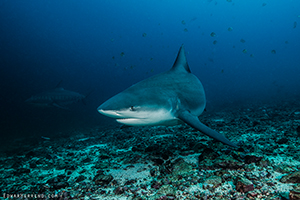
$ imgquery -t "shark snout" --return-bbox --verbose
[97,108,121,118]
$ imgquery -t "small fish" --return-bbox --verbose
[271,50,276,54]
[183,28,188,32]
[242,49,247,54]
[213,40,217,45]
[190,17,197,22]
[181,20,186,25]
[262,3,267,6]
[142,33,147,37]
[41,136,50,140]
[210,32,216,37]
[293,21,297,29]
[228,27,233,31]
[120,52,125,57]
[240,39,246,43]
[250,54,254,57]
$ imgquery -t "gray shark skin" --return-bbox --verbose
[26,87,86,109]
[98,45,237,148]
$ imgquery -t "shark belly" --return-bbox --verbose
[99,108,182,126]
[116,117,182,126]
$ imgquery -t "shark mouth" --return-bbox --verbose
[98,109,147,120]
[115,118,147,126]
[116,117,146,121]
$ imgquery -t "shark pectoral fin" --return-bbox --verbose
[178,110,238,148]
[52,103,70,110]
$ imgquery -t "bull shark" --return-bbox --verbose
[98,45,237,147]
[26,84,88,109]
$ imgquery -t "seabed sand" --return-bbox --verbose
[1,100,300,199]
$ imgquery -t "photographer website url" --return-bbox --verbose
[3,193,64,199]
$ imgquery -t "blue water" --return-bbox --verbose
[1,0,300,143]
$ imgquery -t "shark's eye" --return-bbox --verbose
[130,106,135,111]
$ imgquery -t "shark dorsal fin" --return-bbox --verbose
[171,44,191,73]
